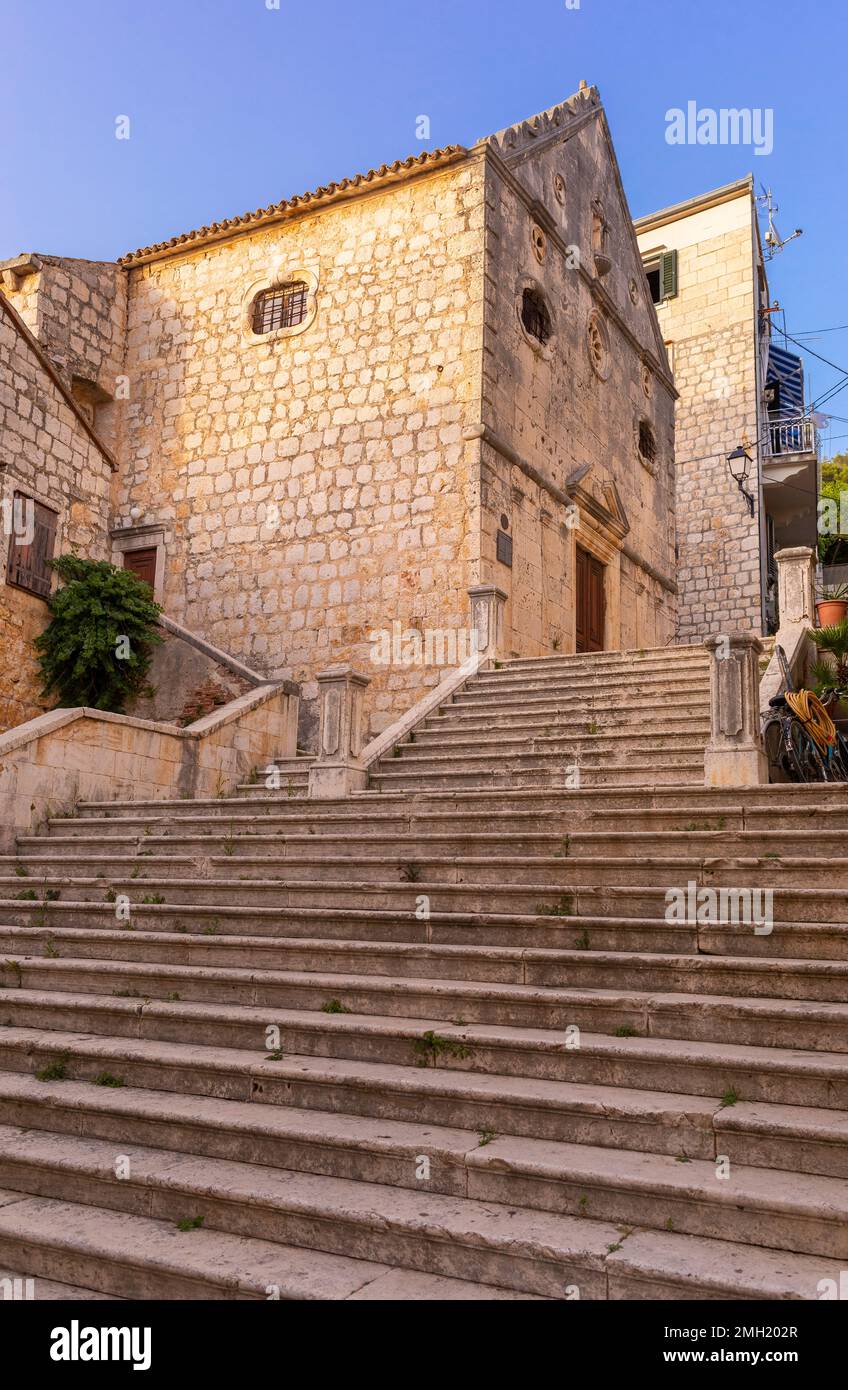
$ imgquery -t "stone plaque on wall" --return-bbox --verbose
[496,530,513,568]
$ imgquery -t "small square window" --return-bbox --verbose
[252,282,308,335]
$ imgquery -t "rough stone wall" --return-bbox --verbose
[129,628,253,726]
[637,191,762,640]
[479,101,677,656]
[0,299,113,732]
[115,160,485,740]
[0,257,127,454]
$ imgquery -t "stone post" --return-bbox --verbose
[704,634,768,787]
[467,584,507,661]
[775,546,815,629]
[308,665,370,799]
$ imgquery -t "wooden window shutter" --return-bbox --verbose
[6,493,58,599]
[661,249,678,300]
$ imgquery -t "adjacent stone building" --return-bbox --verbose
[635,178,818,640]
[1,84,678,741]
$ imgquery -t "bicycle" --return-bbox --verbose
[762,645,848,783]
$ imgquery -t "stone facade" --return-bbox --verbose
[636,180,767,641]
[1,86,678,743]
[0,294,114,731]
[478,104,676,655]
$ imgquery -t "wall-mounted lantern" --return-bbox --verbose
[726,446,756,517]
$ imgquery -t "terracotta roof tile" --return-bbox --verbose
[119,147,468,267]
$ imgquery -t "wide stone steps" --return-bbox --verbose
[2,851,846,891]
[383,731,711,757]
[0,1190,522,1301]
[3,925,847,1001]
[4,868,846,927]
[0,1114,846,1278]
[369,761,707,792]
[3,1008,846,1115]
[3,686,845,1304]
[495,646,708,674]
[14,827,848,861]
[2,952,847,1050]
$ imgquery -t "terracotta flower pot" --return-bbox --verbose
[816,600,848,627]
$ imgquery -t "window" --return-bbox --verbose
[521,288,552,346]
[252,281,308,335]
[643,250,678,306]
[638,419,657,465]
[5,492,58,599]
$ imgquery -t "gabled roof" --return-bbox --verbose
[119,147,468,267]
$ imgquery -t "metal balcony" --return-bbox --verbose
[765,414,818,457]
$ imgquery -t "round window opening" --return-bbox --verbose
[252,281,309,335]
[521,287,552,347]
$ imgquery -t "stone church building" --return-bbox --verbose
[1,83,677,741]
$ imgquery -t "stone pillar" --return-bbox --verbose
[467,584,507,661]
[308,665,370,799]
[775,546,815,629]
[704,634,768,787]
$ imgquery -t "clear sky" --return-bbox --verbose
[2,0,847,454]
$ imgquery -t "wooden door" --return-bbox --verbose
[123,547,157,591]
[575,547,605,653]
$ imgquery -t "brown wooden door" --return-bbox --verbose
[575,547,605,653]
[123,548,157,591]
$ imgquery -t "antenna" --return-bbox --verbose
[757,186,803,260]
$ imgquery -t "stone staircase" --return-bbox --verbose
[369,645,711,793]
[0,742,847,1297]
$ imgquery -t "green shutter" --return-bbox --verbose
[661,249,678,300]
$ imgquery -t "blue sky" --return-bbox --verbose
[3,0,847,454]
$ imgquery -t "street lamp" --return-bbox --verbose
[727,446,756,517]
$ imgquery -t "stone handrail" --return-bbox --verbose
[0,682,299,851]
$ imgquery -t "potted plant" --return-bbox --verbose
[815,584,848,627]
[808,618,848,722]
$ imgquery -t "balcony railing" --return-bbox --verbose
[766,414,817,457]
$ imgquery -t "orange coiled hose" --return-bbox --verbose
[785,689,838,753]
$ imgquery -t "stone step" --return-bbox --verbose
[419,708,711,737]
[0,1069,718,1180]
[0,1126,625,1297]
[5,852,848,893]
[495,646,709,673]
[4,1007,847,1115]
[61,782,848,820]
[3,954,847,1050]
[5,1060,848,1183]
[2,1051,846,1206]
[6,871,847,927]
[412,720,711,746]
[439,692,708,722]
[17,828,848,862]
[0,1266,120,1299]
[4,924,847,1002]
[3,897,844,959]
[453,675,710,704]
[0,1191,526,1300]
[1,1123,846,1266]
[5,1188,832,1300]
[388,731,711,757]
[369,763,707,791]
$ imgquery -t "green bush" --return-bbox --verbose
[35,556,163,712]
